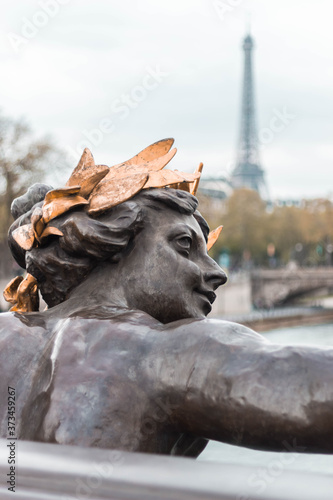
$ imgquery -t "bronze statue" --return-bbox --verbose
[0,139,332,457]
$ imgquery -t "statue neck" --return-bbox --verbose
[50,263,129,317]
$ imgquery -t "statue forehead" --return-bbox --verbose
[132,207,207,249]
[118,197,198,228]
[151,209,203,234]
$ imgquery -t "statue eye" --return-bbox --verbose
[175,236,192,256]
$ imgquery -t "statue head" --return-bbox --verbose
[5,139,227,323]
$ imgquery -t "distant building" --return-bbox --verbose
[231,33,269,200]
[272,199,304,208]
[198,35,306,211]
[198,177,233,200]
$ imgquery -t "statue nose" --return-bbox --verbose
[204,265,228,290]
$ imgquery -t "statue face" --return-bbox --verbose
[118,207,227,323]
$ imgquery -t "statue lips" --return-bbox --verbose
[194,288,217,314]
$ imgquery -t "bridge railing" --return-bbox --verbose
[1,439,333,499]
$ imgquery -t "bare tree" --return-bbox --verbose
[0,112,67,278]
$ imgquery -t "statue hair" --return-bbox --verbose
[8,185,209,308]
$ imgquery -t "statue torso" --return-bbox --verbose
[0,310,207,458]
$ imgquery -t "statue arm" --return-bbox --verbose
[157,319,333,453]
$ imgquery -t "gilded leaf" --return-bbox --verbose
[11,274,39,313]
[66,148,109,198]
[3,276,23,304]
[109,148,178,180]
[143,169,200,189]
[207,226,223,251]
[31,207,44,239]
[40,226,64,243]
[44,186,81,204]
[43,195,89,224]
[190,162,203,196]
[111,138,174,169]
[12,224,35,251]
[88,172,149,215]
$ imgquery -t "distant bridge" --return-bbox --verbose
[251,268,333,308]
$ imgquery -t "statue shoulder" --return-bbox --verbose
[0,311,39,338]
[158,317,267,349]
[45,310,162,349]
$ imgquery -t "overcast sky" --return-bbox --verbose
[0,0,332,198]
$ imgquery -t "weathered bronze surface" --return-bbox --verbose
[1,141,333,458]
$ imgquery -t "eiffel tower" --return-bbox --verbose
[231,34,269,199]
